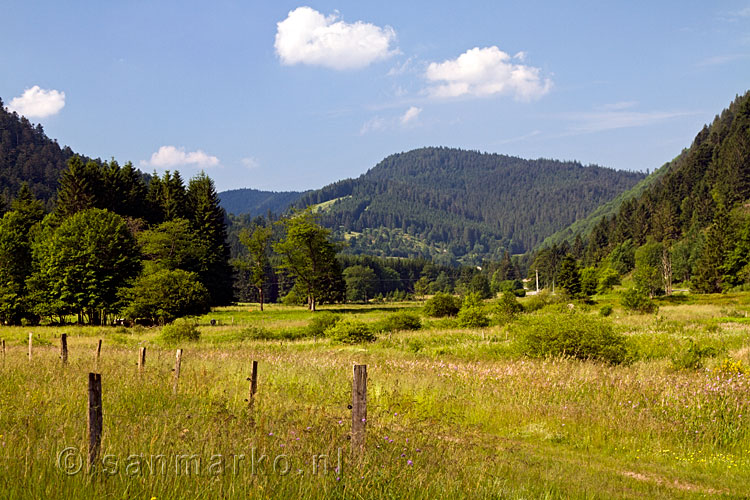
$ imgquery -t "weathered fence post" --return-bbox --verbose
[60,333,68,365]
[351,364,367,456]
[138,347,146,372]
[87,373,103,470]
[28,333,33,362]
[1,339,5,361]
[172,349,183,395]
[247,360,258,407]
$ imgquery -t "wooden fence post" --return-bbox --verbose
[247,360,258,407]
[95,339,102,367]
[138,347,146,372]
[87,373,103,470]
[1,339,5,361]
[28,333,33,362]
[172,349,183,395]
[60,334,68,365]
[351,364,367,456]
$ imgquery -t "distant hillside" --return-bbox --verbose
[584,90,750,276]
[538,159,673,249]
[0,97,84,205]
[218,188,303,217]
[295,147,646,265]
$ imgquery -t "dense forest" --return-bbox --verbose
[0,97,87,208]
[292,148,645,265]
[529,91,750,297]
[219,187,304,217]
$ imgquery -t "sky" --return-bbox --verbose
[1,1,749,192]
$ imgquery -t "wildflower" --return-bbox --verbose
[407,460,413,466]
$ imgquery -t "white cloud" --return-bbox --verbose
[425,46,552,101]
[145,146,220,168]
[400,106,422,125]
[275,6,397,70]
[7,86,66,118]
[598,101,638,111]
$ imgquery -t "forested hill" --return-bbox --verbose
[580,90,750,291]
[294,148,645,265]
[219,188,304,217]
[0,98,85,206]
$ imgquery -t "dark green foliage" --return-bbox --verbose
[187,172,234,305]
[325,318,376,344]
[424,292,461,317]
[634,241,665,297]
[28,208,141,324]
[306,312,342,336]
[494,291,523,324]
[557,255,582,298]
[234,224,273,310]
[597,268,621,293]
[374,311,422,332]
[620,288,659,314]
[344,265,378,302]
[295,147,644,264]
[580,267,598,297]
[122,269,210,325]
[512,311,628,364]
[160,318,201,344]
[599,305,613,317]
[137,219,207,272]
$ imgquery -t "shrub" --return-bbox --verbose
[599,305,613,317]
[325,318,376,344]
[524,290,562,312]
[122,269,210,325]
[160,318,200,344]
[671,340,719,370]
[306,312,342,336]
[457,293,490,328]
[597,268,621,293]
[375,311,422,332]
[423,292,461,317]
[511,311,628,364]
[621,288,658,314]
[716,358,747,376]
[494,291,523,324]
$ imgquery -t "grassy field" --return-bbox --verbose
[1,291,749,499]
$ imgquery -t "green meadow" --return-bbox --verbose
[1,292,749,499]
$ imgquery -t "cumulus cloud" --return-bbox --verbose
[275,6,397,70]
[400,106,422,125]
[425,46,552,101]
[145,146,220,168]
[7,86,66,118]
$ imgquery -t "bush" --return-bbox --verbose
[457,293,490,328]
[511,311,628,364]
[621,288,659,314]
[671,340,719,370]
[160,318,200,344]
[122,269,210,325]
[597,268,621,293]
[325,318,376,344]
[599,305,613,317]
[374,311,422,332]
[716,358,747,376]
[494,291,524,324]
[423,292,461,317]
[524,290,562,312]
[306,312,342,336]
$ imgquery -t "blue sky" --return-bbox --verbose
[2,1,749,192]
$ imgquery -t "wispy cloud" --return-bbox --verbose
[7,86,65,118]
[496,130,541,145]
[400,106,422,125]
[563,110,694,134]
[275,7,397,70]
[597,101,638,111]
[359,116,387,135]
[696,53,748,67]
[241,157,260,170]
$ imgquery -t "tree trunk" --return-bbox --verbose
[258,286,264,312]
[662,246,673,296]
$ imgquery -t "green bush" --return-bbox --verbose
[374,311,422,332]
[621,288,658,314]
[122,268,210,325]
[160,318,200,344]
[524,290,563,312]
[671,339,719,370]
[325,318,376,344]
[306,312,342,336]
[511,311,628,364]
[423,292,461,317]
[457,293,490,328]
[599,305,613,317]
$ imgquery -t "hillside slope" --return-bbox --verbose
[219,188,303,217]
[295,147,645,264]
